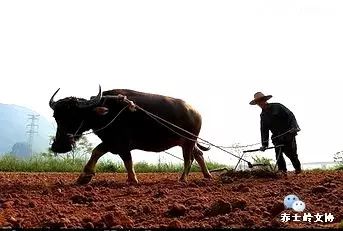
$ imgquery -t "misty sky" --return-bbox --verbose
[1,1,342,167]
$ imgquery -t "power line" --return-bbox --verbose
[26,114,39,156]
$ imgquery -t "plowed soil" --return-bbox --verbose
[0,171,342,229]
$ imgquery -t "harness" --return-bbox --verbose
[73,95,134,138]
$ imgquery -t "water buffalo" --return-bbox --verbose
[49,86,212,184]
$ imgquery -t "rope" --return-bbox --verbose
[130,101,296,167]
[218,129,295,149]
[82,104,129,136]
[129,101,295,154]
[74,96,293,155]
[73,121,84,137]
[132,103,252,165]
[70,95,295,167]
[219,143,260,149]
[163,151,201,169]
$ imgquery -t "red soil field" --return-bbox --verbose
[0,171,342,229]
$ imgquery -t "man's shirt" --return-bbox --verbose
[260,103,300,147]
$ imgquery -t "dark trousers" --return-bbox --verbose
[274,135,301,171]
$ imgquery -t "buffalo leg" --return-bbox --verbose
[192,147,212,179]
[119,152,138,184]
[76,143,108,185]
[179,143,193,182]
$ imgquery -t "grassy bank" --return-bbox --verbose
[1,154,342,173]
[0,154,229,173]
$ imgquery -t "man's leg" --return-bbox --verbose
[283,136,302,173]
[275,145,287,172]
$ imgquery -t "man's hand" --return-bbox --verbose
[259,146,267,152]
[117,94,127,101]
[128,100,136,112]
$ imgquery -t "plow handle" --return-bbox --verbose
[243,145,284,153]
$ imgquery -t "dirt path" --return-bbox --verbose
[0,171,342,228]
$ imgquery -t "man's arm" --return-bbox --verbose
[280,104,300,131]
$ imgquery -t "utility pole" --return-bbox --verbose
[26,114,39,156]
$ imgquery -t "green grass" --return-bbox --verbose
[1,153,340,173]
[0,154,85,172]
[252,155,273,165]
[334,163,343,170]
[0,154,229,173]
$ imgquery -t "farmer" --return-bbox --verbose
[250,92,302,174]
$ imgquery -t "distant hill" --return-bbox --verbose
[0,103,55,156]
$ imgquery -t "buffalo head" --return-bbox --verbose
[49,85,102,153]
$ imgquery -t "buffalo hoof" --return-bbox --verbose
[126,178,139,185]
[178,177,188,183]
[204,173,213,179]
[76,173,94,185]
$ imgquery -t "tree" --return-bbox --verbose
[70,136,93,162]
[43,136,94,162]
[334,151,343,163]
[11,142,31,158]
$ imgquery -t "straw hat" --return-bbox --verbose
[249,92,272,105]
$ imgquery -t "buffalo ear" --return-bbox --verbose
[94,107,109,116]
